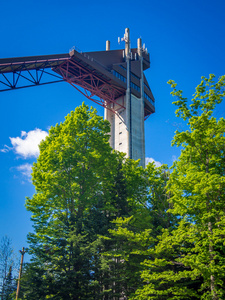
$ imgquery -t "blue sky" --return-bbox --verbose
[0,0,225,260]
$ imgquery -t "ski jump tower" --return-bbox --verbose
[0,28,155,167]
[105,28,155,167]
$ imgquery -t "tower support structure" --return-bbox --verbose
[105,29,149,167]
[0,28,155,167]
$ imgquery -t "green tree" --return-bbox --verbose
[21,103,148,299]
[19,261,50,299]
[4,266,16,300]
[145,162,176,237]
[104,162,176,299]
[23,103,120,299]
[134,74,225,300]
[101,159,150,299]
[0,236,17,300]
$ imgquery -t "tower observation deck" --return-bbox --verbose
[0,28,155,167]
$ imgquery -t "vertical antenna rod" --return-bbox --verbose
[138,37,145,167]
[123,28,132,158]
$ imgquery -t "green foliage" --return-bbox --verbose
[4,266,17,300]
[20,75,225,299]
[0,236,17,300]
[145,163,177,235]
[21,103,149,299]
[134,75,225,300]
[22,104,120,299]
[103,163,176,299]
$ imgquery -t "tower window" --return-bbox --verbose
[131,81,140,92]
[113,70,126,83]
[144,92,155,106]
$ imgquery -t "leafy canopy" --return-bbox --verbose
[133,75,225,300]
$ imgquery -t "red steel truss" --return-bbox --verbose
[53,58,126,111]
[0,53,126,113]
[0,55,69,91]
[0,49,154,118]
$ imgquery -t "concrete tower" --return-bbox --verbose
[104,28,153,167]
[0,28,155,168]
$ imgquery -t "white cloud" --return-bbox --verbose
[6,128,48,159]
[16,163,33,181]
[0,145,12,153]
[21,131,27,137]
[145,157,162,168]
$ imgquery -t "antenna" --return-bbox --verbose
[118,28,129,44]
[118,28,131,58]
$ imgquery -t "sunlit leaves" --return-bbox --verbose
[135,75,225,300]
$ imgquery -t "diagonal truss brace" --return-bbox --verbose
[53,59,126,111]
[0,62,65,92]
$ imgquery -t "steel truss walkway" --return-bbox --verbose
[0,47,155,118]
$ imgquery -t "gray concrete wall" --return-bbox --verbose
[105,93,145,168]
[131,94,145,167]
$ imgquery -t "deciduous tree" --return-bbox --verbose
[134,74,225,300]
[22,103,148,299]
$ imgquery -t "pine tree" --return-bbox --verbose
[103,162,176,299]
[0,236,17,300]
[4,266,16,300]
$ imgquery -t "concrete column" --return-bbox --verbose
[105,29,146,168]
[125,28,131,158]
[138,38,145,167]
[106,40,110,51]
[104,104,109,120]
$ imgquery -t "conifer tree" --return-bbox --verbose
[4,266,16,300]
[0,236,17,300]
[104,163,175,299]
